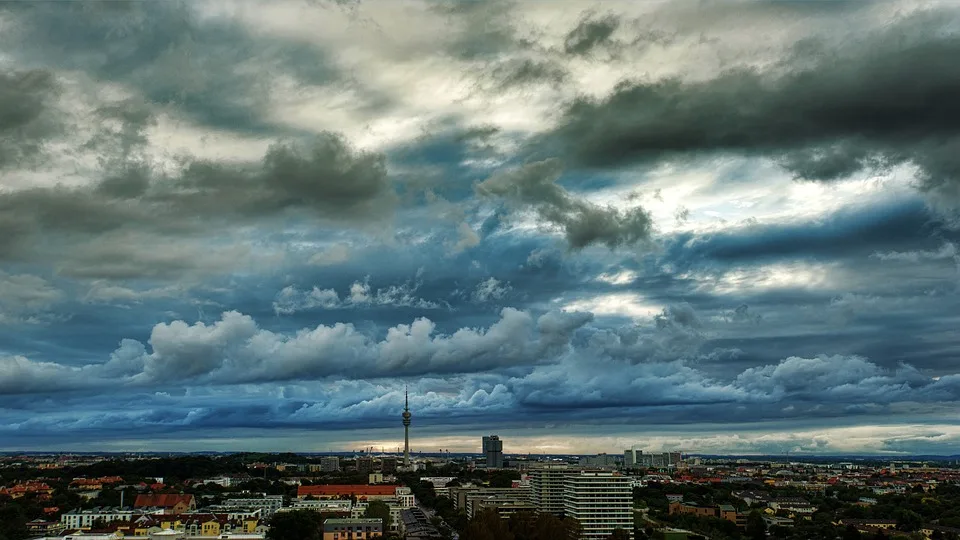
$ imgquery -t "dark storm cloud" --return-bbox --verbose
[1,1,342,135]
[430,0,532,61]
[0,69,61,169]
[0,131,397,269]
[662,198,949,268]
[485,58,569,91]
[542,9,960,206]
[563,12,620,56]
[476,159,654,249]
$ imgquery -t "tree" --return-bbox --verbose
[266,510,323,540]
[364,500,392,532]
[461,509,514,540]
[842,525,862,540]
[608,528,631,540]
[0,504,29,540]
[745,510,766,540]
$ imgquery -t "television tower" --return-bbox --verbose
[402,387,412,468]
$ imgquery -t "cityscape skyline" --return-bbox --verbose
[2,0,960,457]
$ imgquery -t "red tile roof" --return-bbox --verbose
[134,494,195,508]
[298,484,398,498]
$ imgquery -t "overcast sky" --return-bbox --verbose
[2,0,960,456]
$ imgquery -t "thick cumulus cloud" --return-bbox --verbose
[477,159,653,249]
[55,306,590,385]
[544,9,960,208]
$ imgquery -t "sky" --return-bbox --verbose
[1,0,960,456]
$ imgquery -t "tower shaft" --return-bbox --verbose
[402,387,412,468]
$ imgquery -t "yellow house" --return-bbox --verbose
[201,519,221,536]
[242,518,260,533]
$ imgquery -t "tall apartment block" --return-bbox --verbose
[562,472,633,540]
[528,464,576,516]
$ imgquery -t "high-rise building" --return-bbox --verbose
[320,456,340,472]
[381,457,398,474]
[482,435,504,468]
[528,464,575,516]
[562,472,633,540]
[402,389,412,468]
[357,456,374,474]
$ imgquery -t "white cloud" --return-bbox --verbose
[472,277,511,303]
[273,277,442,315]
[273,285,341,315]
[873,242,958,262]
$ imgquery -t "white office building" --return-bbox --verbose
[60,508,138,530]
[218,496,284,517]
[562,472,633,540]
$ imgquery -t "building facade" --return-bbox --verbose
[622,449,682,468]
[562,472,633,540]
[322,518,382,540]
[482,435,504,469]
[528,465,575,516]
[320,456,341,472]
[219,496,284,517]
[60,508,137,530]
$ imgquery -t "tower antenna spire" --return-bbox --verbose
[402,385,412,468]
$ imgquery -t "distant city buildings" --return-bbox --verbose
[622,448,682,468]
[579,453,620,469]
[482,435,504,468]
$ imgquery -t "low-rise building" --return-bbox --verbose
[60,507,138,530]
[322,518,382,540]
[836,519,899,533]
[134,494,197,514]
[297,484,398,501]
[284,499,352,513]
[401,508,442,540]
[920,525,960,539]
[351,501,402,535]
[218,495,284,517]
[763,516,795,528]
[767,498,817,515]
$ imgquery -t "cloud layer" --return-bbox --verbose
[1,0,959,453]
